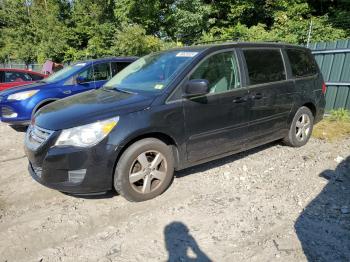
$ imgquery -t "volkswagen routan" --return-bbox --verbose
[25,42,326,202]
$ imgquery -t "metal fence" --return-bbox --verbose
[310,39,350,111]
[0,63,43,73]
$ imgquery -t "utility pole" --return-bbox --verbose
[306,19,313,47]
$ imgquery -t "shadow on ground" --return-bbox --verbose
[164,221,212,262]
[295,156,350,261]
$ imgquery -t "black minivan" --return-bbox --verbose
[25,42,326,201]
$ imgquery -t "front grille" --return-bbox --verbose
[26,125,54,150]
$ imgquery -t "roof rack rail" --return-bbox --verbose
[192,38,287,46]
[192,38,241,45]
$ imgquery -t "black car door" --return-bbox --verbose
[183,50,250,162]
[242,48,295,146]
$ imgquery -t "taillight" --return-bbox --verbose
[322,82,327,94]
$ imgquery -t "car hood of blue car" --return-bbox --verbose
[0,81,52,97]
[34,88,158,130]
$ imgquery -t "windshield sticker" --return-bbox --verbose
[176,52,198,57]
[75,63,86,66]
[154,84,164,90]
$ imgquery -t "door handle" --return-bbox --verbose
[63,90,72,94]
[232,96,248,103]
[251,93,263,100]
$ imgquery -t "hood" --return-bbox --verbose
[35,88,157,130]
[0,81,49,97]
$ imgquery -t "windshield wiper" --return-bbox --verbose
[103,86,134,94]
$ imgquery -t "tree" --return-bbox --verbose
[0,0,37,65]
[0,0,349,64]
[111,24,168,56]
[201,0,347,45]
[66,0,116,61]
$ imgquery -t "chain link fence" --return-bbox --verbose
[0,63,43,73]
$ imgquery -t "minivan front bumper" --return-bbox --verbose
[24,126,118,194]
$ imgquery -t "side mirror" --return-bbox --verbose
[76,76,87,85]
[183,79,210,98]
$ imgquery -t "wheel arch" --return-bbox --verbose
[32,98,59,117]
[113,132,181,174]
[302,102,316,118]
[288,100,317,127]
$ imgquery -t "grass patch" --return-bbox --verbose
[313,109,350,141]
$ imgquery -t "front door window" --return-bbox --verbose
[77,62,111,83]
[190,51,240,94]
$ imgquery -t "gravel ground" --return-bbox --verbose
[0,123,349,262]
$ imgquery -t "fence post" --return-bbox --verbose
[306,19,313,47]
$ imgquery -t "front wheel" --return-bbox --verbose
[283,106,314,147]
[114,138,174,202]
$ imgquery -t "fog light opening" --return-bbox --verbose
[68,169,86,183]
[3,112,18,118]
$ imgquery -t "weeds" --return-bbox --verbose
[329,108,350,122]
[313,109,350,141]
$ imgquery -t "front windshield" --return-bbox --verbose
[43,63,87,83]
[104,50,200,93]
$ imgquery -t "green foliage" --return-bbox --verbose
[111,24,165,56]
[0,0,349,63]
[201,0,347,44]
[329,109,350,122]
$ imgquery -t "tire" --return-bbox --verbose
[114,138,174,202]
[283,106,314,147]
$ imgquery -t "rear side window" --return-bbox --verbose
[111,62,131,77]
[286,49,318,77]
[243,49,286,85]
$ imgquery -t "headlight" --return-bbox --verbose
[55,117,119,147]
[8,90,39,101]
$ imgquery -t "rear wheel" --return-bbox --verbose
[114,138,174,202]
[283,106,314,147]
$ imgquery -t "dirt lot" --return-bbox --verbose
[0,123,349,262]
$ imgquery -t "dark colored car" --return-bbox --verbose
[25,42,326,202]
[0,57,137,130]
[0,68,47,91]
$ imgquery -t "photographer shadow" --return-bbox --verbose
[295,156,350,261]
[164,222,212,262]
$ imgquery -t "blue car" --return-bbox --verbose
[0,57,137,130]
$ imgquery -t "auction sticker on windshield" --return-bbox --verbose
[176,52,198,57]
[154,84,164,90]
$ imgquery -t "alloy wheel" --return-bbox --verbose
[295,113,311,142]
[128,150,168,194]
